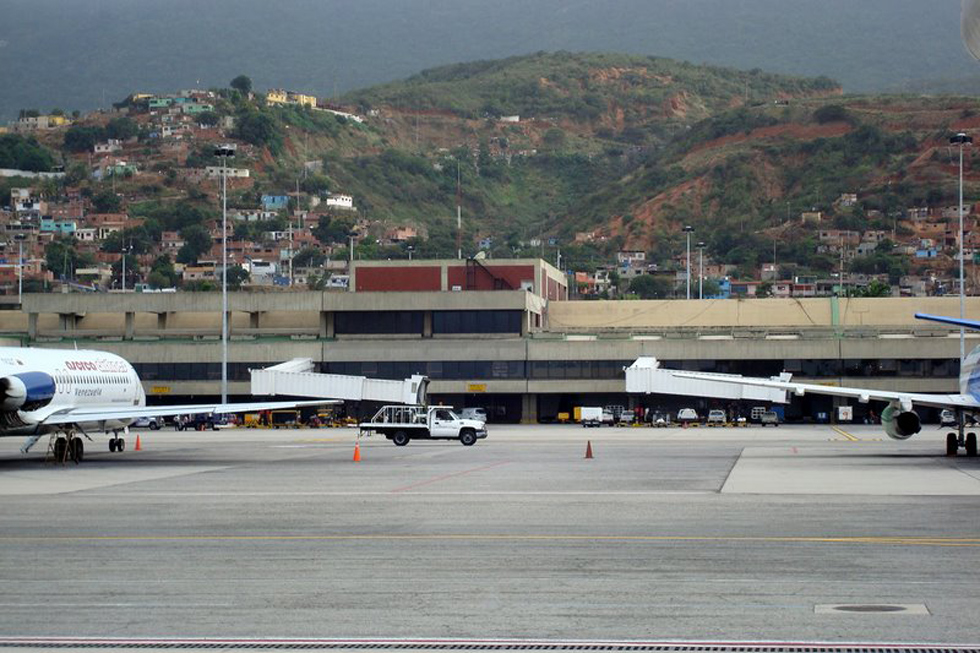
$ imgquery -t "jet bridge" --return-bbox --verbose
[625,357,789,403]
[251,358,428,405]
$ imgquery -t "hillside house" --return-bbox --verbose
[617,250,646,266]
[325,194,355,211]
[205,166,250,179]
[262,195,289,211]
[385,226,418,242]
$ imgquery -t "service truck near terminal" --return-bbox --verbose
[359,405,488,446]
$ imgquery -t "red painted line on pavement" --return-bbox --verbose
[390,460,511,493]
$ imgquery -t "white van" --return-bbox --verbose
[581,406,603,427]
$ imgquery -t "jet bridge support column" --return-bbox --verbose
[27,312,38,340]
[156,311,169,332]
[249,311,261,330]
[124,312,135,340]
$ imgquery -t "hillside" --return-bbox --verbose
[2,0,975,123]
[3,52,980,295]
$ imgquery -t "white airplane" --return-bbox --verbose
[0,346,335,463]
[668,313,980,457]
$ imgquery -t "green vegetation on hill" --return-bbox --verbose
[344,52,838,128]
[0,134,56,172]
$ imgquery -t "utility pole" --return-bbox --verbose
[683,225,694,299]
[697,241,705,299]
[456,161,462,260]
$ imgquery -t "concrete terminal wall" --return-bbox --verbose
[548,297,980,331]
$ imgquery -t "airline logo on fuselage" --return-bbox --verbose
[65,359,129,373]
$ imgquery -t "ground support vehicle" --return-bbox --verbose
[760,411,781,426]
[359,405,488,446]
[580,407,603,427]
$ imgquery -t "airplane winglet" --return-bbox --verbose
[914,313,980,331]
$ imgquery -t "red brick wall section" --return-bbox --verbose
[356,266,442,292]
[446,264,535,291]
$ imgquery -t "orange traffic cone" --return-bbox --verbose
[353,442,361,462]
[585,440,593,459]
[135,434,142,451]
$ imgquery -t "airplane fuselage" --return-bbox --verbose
[0,347,145,435]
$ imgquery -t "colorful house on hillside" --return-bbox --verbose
[262,195,289,211]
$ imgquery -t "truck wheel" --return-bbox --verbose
[459,429,477,446]
[392,431,410,446]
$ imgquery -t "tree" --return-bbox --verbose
[701,278,722,297]
[856,279,892,297]
[293,247,326,268]
[105,117,139,141]
[176,224,212,264]
[235,110,279,148]
[197,111,219,127]
[0,134,55,172]
[313,215,354,245]
[91,190,121,213]
[45,238,93,279]
[63,125,105,152]
[629,274,673,299]
[226,265,250,290]
[543,128,566,151]
[230,75,253,95]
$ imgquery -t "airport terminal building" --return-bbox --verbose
[2,258,975,423]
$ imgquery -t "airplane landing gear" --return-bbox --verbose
[48,431,83,464]
[108,436,126,452]
[946,409,978,457]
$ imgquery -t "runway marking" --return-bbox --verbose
[389,460,512,493]
[1,534,977,547]
[81,490,715,497]
[831,426,860,441]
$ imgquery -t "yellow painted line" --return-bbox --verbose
[2,534,978,547]
[831,426,860,442]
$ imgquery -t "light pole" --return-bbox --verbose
[407,245,414,261]
[15,234,25,303]
[951,132,973,364]
[697,241,705,299]
[120,241,130,292]
[214,144,236,405]
[683,225,694,299]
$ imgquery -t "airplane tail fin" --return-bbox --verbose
[914,313,980,331]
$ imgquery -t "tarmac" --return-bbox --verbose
[0,423,978,649]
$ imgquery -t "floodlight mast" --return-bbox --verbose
[951,132,973,364]
[214,143,236,404]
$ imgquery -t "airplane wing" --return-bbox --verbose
[34,399,340,427]
[667,370,977,412]
[914,313,980,331]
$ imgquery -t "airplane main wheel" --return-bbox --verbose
[947,432,959,456]
[967,433,978,458]
[109,438,117,453]
[117,438,125,452]
[69,438,84,463]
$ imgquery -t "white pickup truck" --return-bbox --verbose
[358,405,488,446]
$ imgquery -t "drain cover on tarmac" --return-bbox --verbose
[815,603,930,614]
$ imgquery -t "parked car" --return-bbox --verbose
[940,409,957,427]
[760,411,780,427]
[706,409,727,426]
[460,407,487,423]
[676,408,699,424]
[132,416,162,430]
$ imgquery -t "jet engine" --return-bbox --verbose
[880,402,920,440]
[0,372,56,412]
